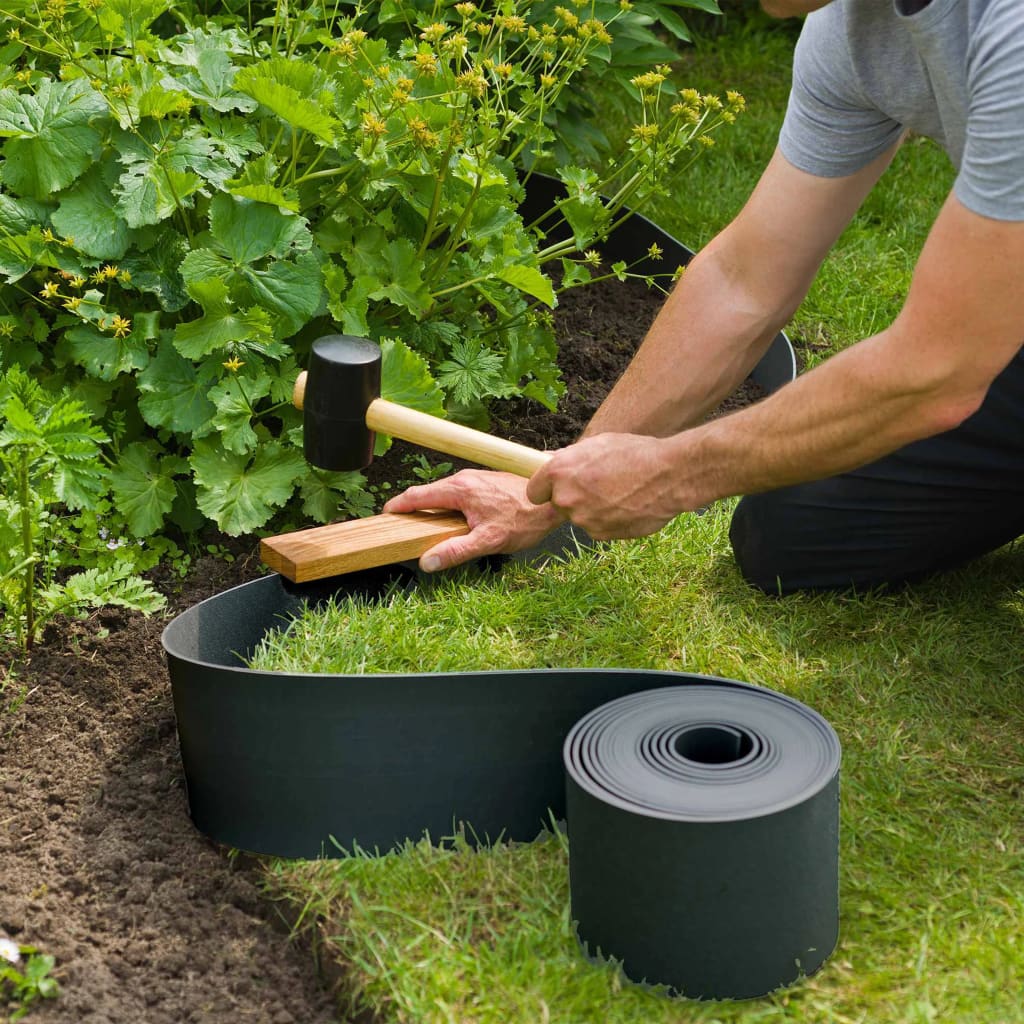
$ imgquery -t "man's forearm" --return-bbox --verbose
[582,235,798,440]
[661,329,986,511]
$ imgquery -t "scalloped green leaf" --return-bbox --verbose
[241,250,324,337]
[0,79,107,199]
[109,442,178,536]
[52,160,131,261]
[59,324,150,382]
[168,46,258,114]
[380,336,446,414]
[234,60,339,145]
[494,265,555,307]
[208,373,271,454]
[209,193,311,263]
[137,341,217,434]
[173,303,275,360]
[191,438,305,535]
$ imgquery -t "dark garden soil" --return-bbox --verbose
[0,273,775,1024]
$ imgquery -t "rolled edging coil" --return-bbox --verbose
[564,685,841,1000]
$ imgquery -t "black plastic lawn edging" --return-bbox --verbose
[518,171,798,394]
[160,544,842,1000]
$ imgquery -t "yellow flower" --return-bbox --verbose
[419,22,446,43]
[631,123,659,142]
[414,52,439,75]
[456,69,488,98]
[539,74,557,89]
[101,264,120,280]
[39,281,60,299]
[223,356,245,372]
[554,6,579,28]
[361,112,388,137]
[442,32,469,54]
[408,117,438,148]
[111,315,132,338]
[584,250,601,267]
[41,228,57,243]
[63,296,82,312]
[495,14,526,32]
[631,72,665,90]
[647,242,663,260]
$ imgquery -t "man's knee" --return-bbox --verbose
[729,493,795,595]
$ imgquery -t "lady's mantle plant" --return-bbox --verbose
[0,0,743,537]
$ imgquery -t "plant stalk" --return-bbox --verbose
[18,451,34,650]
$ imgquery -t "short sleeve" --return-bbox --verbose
[778,8,904,179]
[957,0,1024,220]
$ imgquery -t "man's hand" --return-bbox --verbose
[525,433,688,540]
[383,470,566,571]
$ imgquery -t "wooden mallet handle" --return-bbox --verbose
[293,370,551,478]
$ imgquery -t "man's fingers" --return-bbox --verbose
[525,464,553,506]
[383,481,458,514]
[418,533,491,573]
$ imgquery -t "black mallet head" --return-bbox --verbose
[299,334,383,472]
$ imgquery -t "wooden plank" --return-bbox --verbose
[260,510,470,582]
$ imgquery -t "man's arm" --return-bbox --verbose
[528,189,1024,538]
[384,147,898,568]
[583,145,897,437]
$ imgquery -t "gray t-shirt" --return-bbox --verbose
[778,0,1024,220]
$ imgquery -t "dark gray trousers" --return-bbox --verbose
[729,347,1024,594]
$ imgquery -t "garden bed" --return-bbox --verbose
[0,271,774,1022]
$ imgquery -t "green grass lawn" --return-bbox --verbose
[254,16,1023,1024]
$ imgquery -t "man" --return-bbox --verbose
[384,0,1024,593]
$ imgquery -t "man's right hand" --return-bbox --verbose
[382,469,567,572]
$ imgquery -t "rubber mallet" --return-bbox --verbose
[260,334,552,582]
[293,334,550,476]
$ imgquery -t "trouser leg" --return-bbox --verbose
[729,346,1024,594]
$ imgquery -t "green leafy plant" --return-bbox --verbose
[0,365,165,649]
[0,0,742,538]
[0,938,59,1022]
